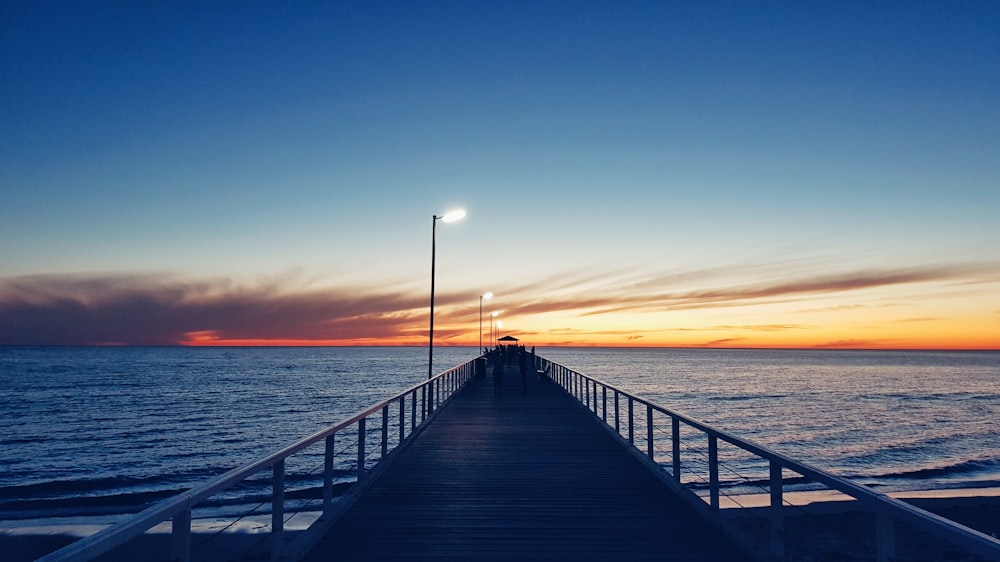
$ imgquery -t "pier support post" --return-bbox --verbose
[170,506,191,562]
[769,460,785,560]
[876,511,895,562]
[271,460,285,562]
[708,435,719,510]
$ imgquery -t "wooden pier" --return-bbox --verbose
[299,363,751,561]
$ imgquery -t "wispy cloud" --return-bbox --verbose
[491,263,999,318]
[2,260,996,346]
[0,273,428,345]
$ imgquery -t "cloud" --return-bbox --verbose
[698,338,747,347]
[491,262,1000,319]
[812,339,886,349]
[0,273,428,345]
[2,260,996,346]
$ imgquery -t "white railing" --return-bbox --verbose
[37,357,481,562]
[543,358,1000,562]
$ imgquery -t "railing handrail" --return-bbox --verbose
[37,357,482,562]
[543,358,1000,561]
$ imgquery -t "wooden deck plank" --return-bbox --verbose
[301,361,752,561]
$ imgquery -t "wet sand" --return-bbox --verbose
[6,496,998,561]
[723,494,1000,562]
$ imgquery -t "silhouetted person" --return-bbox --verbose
[518,348,528,393]
[493,355,505,398]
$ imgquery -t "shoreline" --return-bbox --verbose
[715,485,1000,509]
[6,492,999,562]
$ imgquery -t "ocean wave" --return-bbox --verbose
[707,394,789,402]
[866,458,1000,481]
[0,482,354,521]
[0,473,210,500]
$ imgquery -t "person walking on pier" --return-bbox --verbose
[518,348,528,394]
[492,354,505,398]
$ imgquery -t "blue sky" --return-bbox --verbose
[2,1,999,347]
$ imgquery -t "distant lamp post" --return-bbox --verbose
[428,209,466,380]
[479,292,493,354]
[490,312,499,349]
[495,320,503,346]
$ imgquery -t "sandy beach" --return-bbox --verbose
[6,495,998,562]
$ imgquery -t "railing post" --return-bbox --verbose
[323,434,335,514]
[411,390,417,431]
[628,397,635,444]
[381,405,389,459]
[399,398,406,442]
[876,510,895,562]
[271,459,285,562]
[357,418,366,481]
[421,386,427,421]
[614,390,620,434]
[602,386,607,422]
[646,403,654,460]
[671,416,681,481]
[170,506,191,562]
[592,381,598,414]
[770,459,785,560]
[427,380,434,416]
[708,435,719,510]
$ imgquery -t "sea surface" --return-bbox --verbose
[1,346,998,530]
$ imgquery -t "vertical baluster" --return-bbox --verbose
[411,390,417,431]
[708,435,719,510]
[271,459,285,562]
[614,390,620,434]
[381,405,389,458]
[399,398,406,442]
[171,506,191,562]
[323,434,335,514]
[427,380,434,416]
[646,403,654,460]
[770,459,785,560]
[357,418,366,480]
[602,386,607,422]
[672,417,681,481]
[628,397,634,444]
[421,385,427,421]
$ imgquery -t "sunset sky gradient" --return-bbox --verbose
[2,2,999,348]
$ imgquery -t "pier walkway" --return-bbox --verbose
[300,364,751,561]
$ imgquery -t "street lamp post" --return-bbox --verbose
[428,209,466,382]
[489,311,498,350]
[479,292,493,354]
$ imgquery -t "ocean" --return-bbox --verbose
[1,346,998,531]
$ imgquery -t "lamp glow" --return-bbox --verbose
[441,209,466,223]
[479,292,493,354]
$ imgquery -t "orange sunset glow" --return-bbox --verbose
[2,3,998,351]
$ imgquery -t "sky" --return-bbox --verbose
[2,1,999,349]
